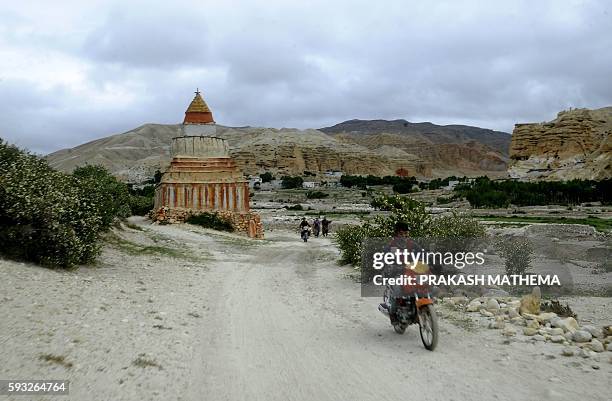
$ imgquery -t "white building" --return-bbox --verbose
[302,181,319,189]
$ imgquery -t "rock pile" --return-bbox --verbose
[447,290,611,361]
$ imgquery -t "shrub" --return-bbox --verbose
[281,176,303,189]
[186,212,234,232]
[129,195,154,216]
[334,221,388,266]
[306,190,329,199]
[73,165,131,226]
[495,237,534,275]
[0,140,114,267]
[284,204,303,211]
[392,181,417,194]
[335,194,484,265]
[260,172,274,183]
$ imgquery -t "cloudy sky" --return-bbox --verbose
[1,0,610,154]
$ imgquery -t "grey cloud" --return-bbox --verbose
[0,0,610,154]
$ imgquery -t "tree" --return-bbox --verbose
[154,169,163,184]
[260,172,274,183]
[281,176,304,189]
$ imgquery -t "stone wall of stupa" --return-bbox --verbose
[151,91,263,238]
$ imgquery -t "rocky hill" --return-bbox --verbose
[322,119,510,178]
[46,121,511,183]
[508,107,612,180]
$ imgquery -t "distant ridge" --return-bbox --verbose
[320,119,510,156]
[46,119,511,183]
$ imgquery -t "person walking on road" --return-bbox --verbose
[321,217,332,237]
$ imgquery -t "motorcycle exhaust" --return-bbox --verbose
[378,304,390,317]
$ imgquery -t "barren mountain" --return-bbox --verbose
[509,107,612,180]
[322,119,510,178]
[46,121,511,183]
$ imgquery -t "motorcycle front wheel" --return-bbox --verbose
[393,323,407,334]
[418,304,439,351]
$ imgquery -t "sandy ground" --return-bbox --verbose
[0,216,610,401]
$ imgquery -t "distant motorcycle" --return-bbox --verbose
[300,227,311,242]
[378,263,439,350]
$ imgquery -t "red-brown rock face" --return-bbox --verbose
[509,107,612,180]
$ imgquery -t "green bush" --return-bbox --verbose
[281,176,304,189]
[284,204,304,211]
[457,176,611,207]
[260,172,274,183]
[73,165,131,226]
[186,212,234,232]
[392,181,418,194]
[0,140,114,267]
[129,195,154,216]
[334,221,388,266]
[495,237,534,275]
[335,194,484,266]
[306,190,329,199]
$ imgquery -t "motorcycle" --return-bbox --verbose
[378,263,439,351]
[300,227,311,242]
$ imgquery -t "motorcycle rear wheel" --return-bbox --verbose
[419,304,439,351]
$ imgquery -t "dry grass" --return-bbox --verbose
[132,354,163,370]
[39,353,73,369]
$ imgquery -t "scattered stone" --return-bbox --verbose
[603,325,612,337]
[591,364,600,370]
[523,327,538,336]
[560,317,579,333]
[502,327,517,337]
[563,332,574,341]
[510,317,525,325]
[573,330,593,343]
[508,300,521,308]
[447,296,469,306]
[466,300,481,312]
[486,298,500,311]
[483,288,510,298]
[489,321,505,329]
[537,313,557,323]
[561,347,575,356]
[480,309,494,317]
[533,335,546,342]
[579,348,594,358]
[550,335,565,344]
[547,328,564,336]
[582,325,603,339]
[588,339,605,353]
[519,287,541,315]
[526,320,540,329]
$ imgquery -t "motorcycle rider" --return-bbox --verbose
[378,221,417,325]
[299,217,310,230]
[299,217,311,239]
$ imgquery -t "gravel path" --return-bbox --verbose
[0,217,609,401]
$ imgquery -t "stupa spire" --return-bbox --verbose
[183,89,214,124]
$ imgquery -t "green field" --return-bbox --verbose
[478,215,612,231]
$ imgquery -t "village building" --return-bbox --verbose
[152,90,263,238]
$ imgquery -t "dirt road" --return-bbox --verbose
[0,217,609,401]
